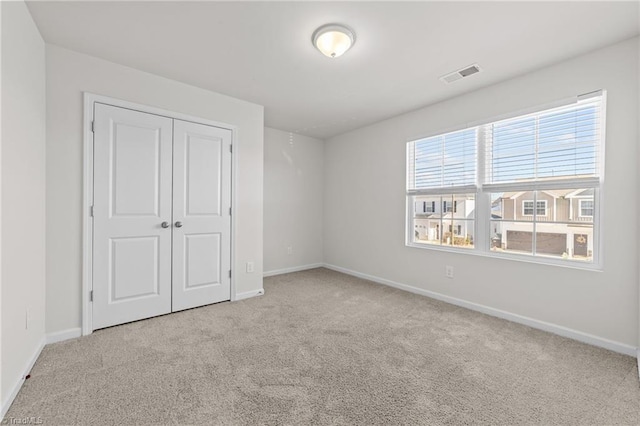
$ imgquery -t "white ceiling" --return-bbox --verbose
[27,1,639,139]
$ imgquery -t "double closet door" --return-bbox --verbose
[92,103,232,330]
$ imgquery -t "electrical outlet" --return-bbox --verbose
[445,265,454,279]
[25,308,30,330]
[287,246,293,255]
[246,261,254,273]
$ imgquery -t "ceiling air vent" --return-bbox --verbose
[439,64,481,84]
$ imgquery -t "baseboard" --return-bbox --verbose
[46,327,82,344]
[235,288,265,301]
[0,337,45,421]
[263,263,324,278]
[323,263,638,357]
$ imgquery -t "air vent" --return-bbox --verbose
[440,64,482,84]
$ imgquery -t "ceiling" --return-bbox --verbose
[27,1,639,139]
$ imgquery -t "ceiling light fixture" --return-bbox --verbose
[312,23,356,58]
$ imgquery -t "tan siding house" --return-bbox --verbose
[494,189,594,259]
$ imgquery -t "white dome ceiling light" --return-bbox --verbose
[312,23,356,58]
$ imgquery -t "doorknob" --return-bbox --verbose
[161,222,170,228]
[175,221,183,228]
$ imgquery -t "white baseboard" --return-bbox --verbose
[1,328,84,420]
[323,263,638,357]
[263,263,324,278]
[46,328,82,344]
[235,288,265,301]
[1,337,45,421]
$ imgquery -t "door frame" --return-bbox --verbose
[82,92,238,336]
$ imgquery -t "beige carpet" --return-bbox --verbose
[5,268,639,425]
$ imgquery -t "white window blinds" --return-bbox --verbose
[407,92,603,193]
[484,95,602,189]
[407,128,477,193]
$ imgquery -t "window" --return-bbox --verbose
[415,201,436,214]
[443,200,458,213]
[407,91,604,267]
[523,200,547,216]
[579,199,594,217]
[412,194,475,248]
[408,127,476,249]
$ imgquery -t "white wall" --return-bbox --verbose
[45,45,264,334]
[1,0,46,410]
[264,127,323,274]
[324,37,639,349]
[0,0,3,410]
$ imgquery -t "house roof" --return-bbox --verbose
[502,188,591,200]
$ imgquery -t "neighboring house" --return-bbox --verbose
[414,197,475,246]
[493,189,594,259]
[413,189,594,259]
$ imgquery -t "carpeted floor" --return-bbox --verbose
[5,268,639,425]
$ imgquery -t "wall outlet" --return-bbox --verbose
[246,261,254,273]
[25,308,30,330]
[445,265,454,279]
[287,246,293,255]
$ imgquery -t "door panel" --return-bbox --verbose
[110,236,160,301]
[111,124,162,216]
[184,233,221,289]
[172,120,231,311]
[574,234,588,257]
[185,136,222,216]
[93,104,173,330]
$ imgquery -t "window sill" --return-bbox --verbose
[406,242,603,272]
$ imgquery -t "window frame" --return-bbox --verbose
[443,200,457,213]
[522,200,547,216]
[405,91,605,270]
[579,199,594,218]
[424,201,435,214]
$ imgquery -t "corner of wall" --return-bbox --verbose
[1,0,48,416]
[263,128,325,275]
[0,0,4,410]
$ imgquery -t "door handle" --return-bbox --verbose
[175,221,183,228]
[161,222,170,228]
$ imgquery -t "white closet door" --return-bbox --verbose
[92,104,173,329]
[172,120,232,311]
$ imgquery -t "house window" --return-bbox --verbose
[407,91,604,268]
[579,200,594,217]
[522,200,547,216]
[415,201,436,214]
[443,200,458,213]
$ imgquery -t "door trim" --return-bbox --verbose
[82,93,238,336]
